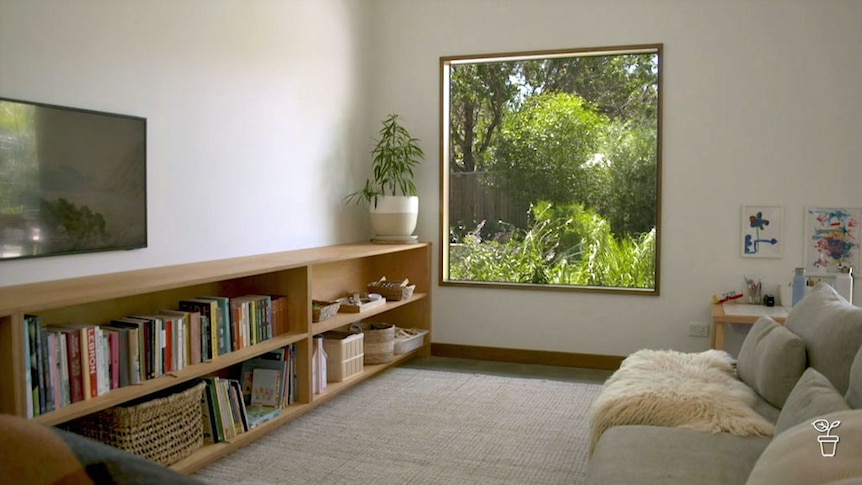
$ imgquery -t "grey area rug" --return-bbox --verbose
[194,366,603,485]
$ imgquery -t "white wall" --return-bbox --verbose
[367,0,862,356]
[0,0,372,286]
[2,0,861,359]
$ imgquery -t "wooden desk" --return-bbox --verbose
[711,303,788,350]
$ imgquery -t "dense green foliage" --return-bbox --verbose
[449,202,655,288]
[591,120,658,237]
[492,93,607,207]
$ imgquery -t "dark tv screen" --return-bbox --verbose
[0,97,147,261]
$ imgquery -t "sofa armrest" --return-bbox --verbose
[0,414,204,485]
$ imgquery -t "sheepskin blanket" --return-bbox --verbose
[589,349,774,452]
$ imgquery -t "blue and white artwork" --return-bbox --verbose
[741,205,782,258]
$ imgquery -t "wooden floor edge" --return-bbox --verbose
[430,343,624,370]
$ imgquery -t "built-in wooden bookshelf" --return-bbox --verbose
[0,242,431,474]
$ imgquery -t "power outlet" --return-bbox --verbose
[688,322,709,337]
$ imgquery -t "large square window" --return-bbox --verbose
[440,44,662,294]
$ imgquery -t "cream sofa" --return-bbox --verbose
[585,282,862,484]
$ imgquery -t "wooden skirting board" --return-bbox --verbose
[430,343,624,371]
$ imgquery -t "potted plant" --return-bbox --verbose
[346,114,424,240]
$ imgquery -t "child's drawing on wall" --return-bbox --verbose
[742,206,782,258]
[805,207,860,274]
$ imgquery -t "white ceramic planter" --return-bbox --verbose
[370,195,419,237]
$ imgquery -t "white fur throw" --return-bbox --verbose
[589,349,774,452]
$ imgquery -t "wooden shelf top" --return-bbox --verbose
[0,242,429,315]
[311,293,428,334]
[711,302,788,324]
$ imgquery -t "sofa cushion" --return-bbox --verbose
[751,392,781,424]
[737,316,807,408]
[785,282,862,395]
[747,409,862,485]
[586,425,771,485]
[775,368,850,435]
[0,414,204,485]
[846,345,862,409]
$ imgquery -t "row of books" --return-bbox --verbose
[23,294,287,418]
[179,294,287,360]
[200,376,246,443]
[240,345,298,410]
[201,345,298,443]
[25,314,137,417]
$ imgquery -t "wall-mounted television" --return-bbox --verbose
[0,97,146,261]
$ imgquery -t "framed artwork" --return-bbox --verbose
[741,205,782,258]
[804,207,861,275]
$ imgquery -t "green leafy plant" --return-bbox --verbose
[345,114,424,206]
[448,202,655,288]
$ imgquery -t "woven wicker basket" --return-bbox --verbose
[349,322,394,364]
[63,381,206,466]
[312,299,341,322]
[367,279,415,301]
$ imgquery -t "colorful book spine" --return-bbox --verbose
[65,329,84,403]
[57,331,70,407]
[200,384,217,444]
[227,379,249,433]
[261,296,273,341]
[215,378,236,441]
[95,327,108,396]
[46,332,58,412]
[126,324,141,384]
[202,377,225,442]
[22,317,33,418]
[163,317,173,373]
[55,325,87,403]
[101,326,128,388]
[38,318,52,412]
[161,310,202,366]
[270,295,288,336]
[25,315,41,416]
[229,299,243,351]
[198,296,231,356]
[178,300,217,361]
[291,343,298,404]
[108,318,147,385]
[130,316,159,379]
[106,329,120,390]
[84,325,98,398]
[187,311,201,365]
[201,314,212,361]
[157,317,165,377]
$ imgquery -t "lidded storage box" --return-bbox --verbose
[322,331,364,382]
[62,381,206,466]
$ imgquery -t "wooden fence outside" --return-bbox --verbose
[449,171,530,233]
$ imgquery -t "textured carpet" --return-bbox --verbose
[193,366,604,485]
